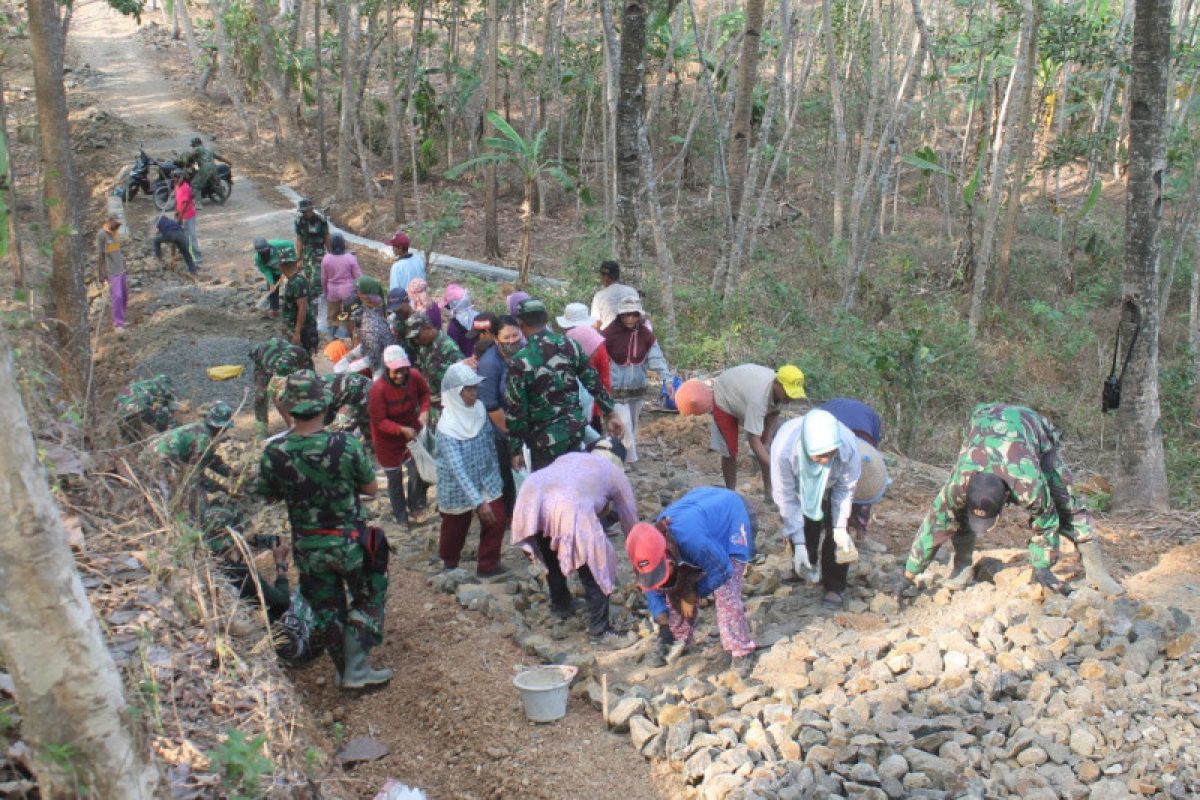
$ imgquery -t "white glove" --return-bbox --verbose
[832,527,859,564]
[792,543,820,583]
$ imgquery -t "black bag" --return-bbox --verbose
[1102,320,1140,414]
[351,524,390,575]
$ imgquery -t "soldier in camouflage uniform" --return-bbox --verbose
[898,403,1124,598]
[323,371,373,455]
[251,336,313,437]
[116,374,178,441]
[277,242,319,355]
[293,199,331,290]
[405,311,464,419]
[186,136,229,200]
[504,299,623,471]
[145,401,235,516]
[254,370,392,689]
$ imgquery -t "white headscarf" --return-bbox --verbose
[798,409,840,520]
[438,363,487,441]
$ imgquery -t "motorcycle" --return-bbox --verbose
[159,157,234,208]
[125,145,173,205]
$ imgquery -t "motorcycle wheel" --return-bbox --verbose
[153,184,172,212]
[211,179,232,205]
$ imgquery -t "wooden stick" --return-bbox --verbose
[602,673,609,728]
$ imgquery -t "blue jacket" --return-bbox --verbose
[646,487,755,617]
[821,397,882,445]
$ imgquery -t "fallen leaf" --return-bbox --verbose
[336,736,390,767]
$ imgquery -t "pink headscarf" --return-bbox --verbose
[407,277,433,312]
[443,283,466,305]
[566,325,605,357]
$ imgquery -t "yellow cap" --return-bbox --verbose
[776,365,806,399]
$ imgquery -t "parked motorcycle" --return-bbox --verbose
[159,157,233,207]
[125,145,173,205]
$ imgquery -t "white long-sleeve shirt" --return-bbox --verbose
[770,415,862,544]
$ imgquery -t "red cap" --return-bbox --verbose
[626,523,671,589]
[385,231,410,249]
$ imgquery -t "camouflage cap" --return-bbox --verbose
[356,275,384,298]
[406,312,433,339]
[517,298,547,317]
[275,242,298,263]
[298,198,315,211]
[280,369,330,415]
[271,344,310,377]
[205,401,235,429]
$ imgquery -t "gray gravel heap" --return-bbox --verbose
[134,335,254,409]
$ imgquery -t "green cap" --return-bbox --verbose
[406,312,432,339]
[275,242,298,263]
[271,344,311,377]
[280,369,330,415]
[517,298,547,316]
[356,275,384,298]
[204,401,235,429]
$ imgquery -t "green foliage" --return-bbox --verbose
[208,729,273,800]
[105,0,146,22]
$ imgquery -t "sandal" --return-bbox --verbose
[821,591,845,610]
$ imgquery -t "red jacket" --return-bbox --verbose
[368,369,431,468]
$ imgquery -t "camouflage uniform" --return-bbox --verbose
[504,328,615,469]
[905,403,1096,575]
[253,371,387,671]
[144,404,234,516]
[250,337,312,430]
[282,271,319,354]
[116,374,177,441]
[190,143,218,196]
[294,211,330,287]
[323,372,373,454]
[199,505,291,619]
[409,330,463,416]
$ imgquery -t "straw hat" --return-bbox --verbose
[854,440,892,504]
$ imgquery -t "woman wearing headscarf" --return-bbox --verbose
[406,277,442,331]
[558,302,611,431]
[511,449,639,644]
[435,363,507,577]
[321,233,363,338]
[769,408,863,609]
[602,294,673,463]
[368,345,431,525]
[352,276,396,377]
[505,289,531,317]
[442,283,478,356]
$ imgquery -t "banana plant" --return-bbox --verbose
[446,110,585,286]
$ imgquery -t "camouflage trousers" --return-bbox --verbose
[301,247,325,289]
[1026,448,1096,569]
[294,534,387,663]
[194,165,216,196]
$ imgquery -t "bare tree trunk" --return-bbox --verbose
[0,55,26,291]
[175,0,203,77]
[967,0,1034,337]
[387,0,404,222]
[315,0,328,171]
[404,0,428,221]
[726,0,766,221]
[614,0,648,283]
[0,330,160,796]
[336,0,357,199]
[824,0,849,247]
[208,0,258,140]
[993,0,1040,303]
[1114,0,1172,512]
[484,0,502,258]
[27,0,90,402]
[1189,251,1200,415]
[252,0,301,156]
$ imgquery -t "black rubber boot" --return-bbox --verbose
[944,531,976,589]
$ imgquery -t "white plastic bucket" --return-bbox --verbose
[513,665,577,723]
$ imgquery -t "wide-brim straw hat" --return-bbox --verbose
[854,440,892,504]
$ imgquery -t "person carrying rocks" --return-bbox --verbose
[898,402,1125,600]
[254,370,392,690]
[116,374,178,441]
[627,486,758,668]
[512,449,639,645]
[820,397,889,537]
[674,363,806,498]
[405,310,465,423]
[251,336,313,437]
[277,242,318,354]
[144,401,236,516]
[152,214,198,274]
[504,298,624,471]
[770,408,871,610]
[368,345,431,525]
[252,237,291,318]
[435,364,508,577]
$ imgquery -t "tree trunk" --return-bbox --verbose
[0,329,160,797]
[252,0,301,156]
[404,0,428,222]
[993,0,1040,303]
[175,0,204,80]
[336,0,357,199]
[967,0,1034,337]
[387,0,404,222]
[1189,251,1200,415]
[27,0,90,402]
[614,0,648,283]
[208,0,258,140]
[726,0,766,221]
[519,176,534,285]
[1114,0,1171,512]
[824,0,848,246]
[315,0,328,170]
[0,55,26,291]
[484,0,502,258]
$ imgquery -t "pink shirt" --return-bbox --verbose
[321,252,364,302]
[510,452,638,594]
[175,182,196,221]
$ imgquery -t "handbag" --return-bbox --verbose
[409,426,438,484]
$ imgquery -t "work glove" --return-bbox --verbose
[894,573,920,605]
[792,543,820,584]
[832,527,859,564]
[1033,567,1072,596]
